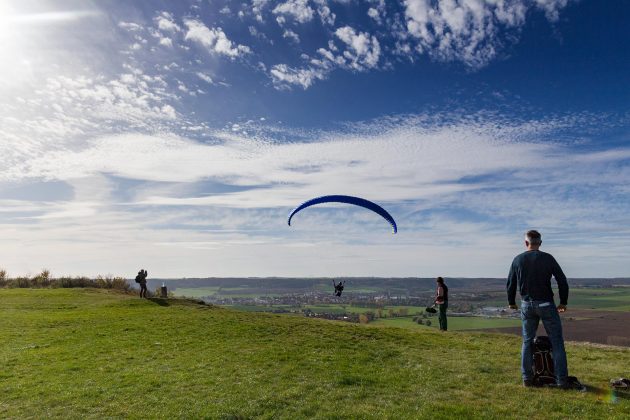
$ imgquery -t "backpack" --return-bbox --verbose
[135,274,141,284]
[533,336,556,386]
[533,336,585,390]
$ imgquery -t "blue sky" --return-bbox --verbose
[1,0,629,278]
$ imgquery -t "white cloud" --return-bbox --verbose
[159,37,173,47]
[196,72,214,84]
[161,104,177,119]
[335,26,381,70]
[283,29,300,44]
[268,26,380,89]
[367,0,386,25]
[0,65,182,180]
[3,111,630,277]
[119,21,143,31]
[403,0,571,68]
[367,8,381,24]
[316,4,335,26]
[535,0,570,21]
[273,0,314,24]
[184,19,251,58]
[252,0,270,22]
[7,113,629,211]
[155,11,180,33]
[269,64,326,89]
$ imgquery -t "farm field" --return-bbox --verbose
[481,287,630,312]
[171,286,221,297]
[169,281,630,346]
[301,303,427,315]
[2,288,630,419]
[567,288,630,311]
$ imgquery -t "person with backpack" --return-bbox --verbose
[135,269,148,298]
[435,277,448,331]
[507,230,570,388]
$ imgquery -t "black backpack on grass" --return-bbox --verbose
[533,336,556,386]
[533,336,585,390]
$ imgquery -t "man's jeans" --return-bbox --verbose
[520,300,568,385]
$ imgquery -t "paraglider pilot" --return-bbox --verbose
[333,280,345,297]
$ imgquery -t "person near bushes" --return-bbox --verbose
[135,269,148,298]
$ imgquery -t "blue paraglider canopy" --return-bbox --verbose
[287,195,397,234]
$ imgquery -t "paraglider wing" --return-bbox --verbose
[287,195,397,233]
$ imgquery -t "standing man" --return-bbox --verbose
[136,269,148,298]
[435,277,448,331]
[507,230,569,388]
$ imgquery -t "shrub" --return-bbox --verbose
[0,273,134,292]
[32,270,52,288]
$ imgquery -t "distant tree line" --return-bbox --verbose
[0,269,134,292]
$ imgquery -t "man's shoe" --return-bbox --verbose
[523,379,535,387]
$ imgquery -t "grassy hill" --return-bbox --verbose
[1,289,629,419]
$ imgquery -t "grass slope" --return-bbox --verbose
[1,289,629,419]
[371,316,522,331]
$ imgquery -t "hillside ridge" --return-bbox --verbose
[1,288,629,419]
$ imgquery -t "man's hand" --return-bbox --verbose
[558,304,567,313]
[508,304,518,310]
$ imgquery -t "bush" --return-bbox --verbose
[0,272,134,292]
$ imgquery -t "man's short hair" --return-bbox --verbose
[526,230,542,245]
[436,276,444,283]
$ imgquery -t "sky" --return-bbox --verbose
[1,0,629,278]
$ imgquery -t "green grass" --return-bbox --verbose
[1,288,629,419]
[371,316,522,331]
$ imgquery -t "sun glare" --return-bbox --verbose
[0,2,29,87]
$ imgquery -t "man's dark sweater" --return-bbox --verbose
[507,250,568,306]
